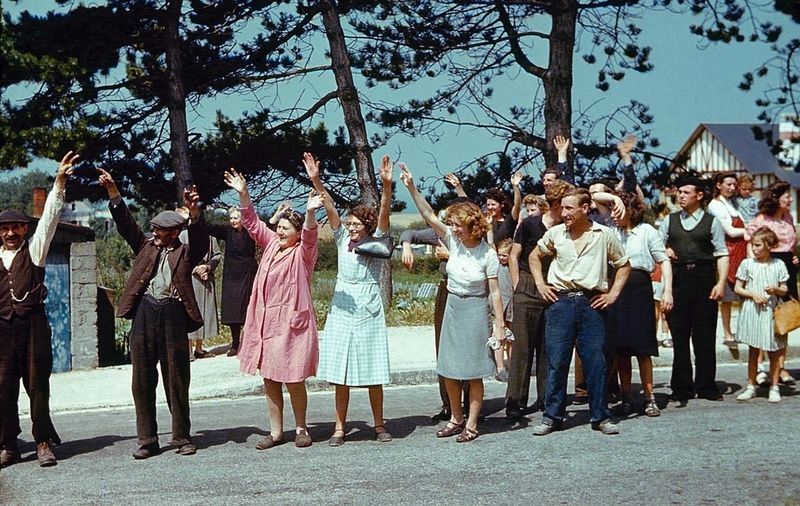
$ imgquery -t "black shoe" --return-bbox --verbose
[697,393,724,402]
[505,408,523,420]
[430,409,451,421]
[667,392,690,403]
[133,443,161,460]
[226,348,238,357]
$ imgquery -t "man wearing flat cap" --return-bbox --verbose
[660,176,729,403]
[0,151,80,468]
[98,169,208,459]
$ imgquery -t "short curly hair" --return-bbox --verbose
[545,180,574,206]
[348,205,378,235]
[483,187,510,213]
[758,181,791,216]
[616,191,645,226]
[447,201,489,241]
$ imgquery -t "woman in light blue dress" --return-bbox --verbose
[304,152,394,446]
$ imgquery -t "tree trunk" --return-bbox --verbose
[320,0,392,309]
[165,0,194,205]
[543,1,577,180]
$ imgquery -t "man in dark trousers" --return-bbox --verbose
[99,168,208,459]
[661,176,729,402]
[0,151,79,468]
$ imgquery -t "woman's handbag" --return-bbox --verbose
[774,297,800,335]
[354,235,394,259]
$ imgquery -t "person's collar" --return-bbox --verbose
[680,206,703,219]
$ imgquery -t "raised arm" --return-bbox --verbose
[590,191,626,221]
[377,154,392,234]
[444,173,468,198]
[305,190,323,230]
[223,168,252,208]
[400,163,447,238]
[510,170,523,222]
[303,152,341,231]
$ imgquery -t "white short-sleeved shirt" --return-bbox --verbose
[444,227,499,297]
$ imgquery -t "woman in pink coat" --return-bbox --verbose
[224,168,323,449]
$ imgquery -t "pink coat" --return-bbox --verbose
[237,205,319,383]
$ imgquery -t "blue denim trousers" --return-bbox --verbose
[543,294,610,425]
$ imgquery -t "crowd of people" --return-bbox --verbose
[0,143,796,467]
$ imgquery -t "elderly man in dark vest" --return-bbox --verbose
[98,168,208,459]
[0,152,79,468]
[661,176,729,403]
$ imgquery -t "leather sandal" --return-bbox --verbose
[374,425,392,443]
[456,427,479,443]
[328,430,346,447]
[644,400,661,417]
[436,420,465,438]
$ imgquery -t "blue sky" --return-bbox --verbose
[3,2,796,209]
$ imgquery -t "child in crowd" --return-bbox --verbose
[734,227,789,403]
[493,239,514,382]
[522,194,548,219]
[732,174,758,224]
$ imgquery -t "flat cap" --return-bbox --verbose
[0,209,30,224]
[150,210,186,229]
[675,176,708,191]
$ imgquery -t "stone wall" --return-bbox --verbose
[70,241,98,370]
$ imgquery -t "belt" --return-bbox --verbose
[556,289,602,299]
[673,261,713,270]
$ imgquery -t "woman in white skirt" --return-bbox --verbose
[400,164,506,443]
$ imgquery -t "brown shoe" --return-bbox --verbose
[37,442,57,467]
[0,442,20,468]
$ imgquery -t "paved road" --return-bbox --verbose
[1,361,799,505]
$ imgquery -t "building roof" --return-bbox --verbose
[680,123,800,186]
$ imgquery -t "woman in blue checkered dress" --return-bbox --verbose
[305,152,394,446]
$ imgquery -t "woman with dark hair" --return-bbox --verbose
[745,180,798,384]
[401,164,506,443]
[708,172,746,350]
[483,172,522,246]
[207,206,258,357]
[593,191,673,416]
[224,169,323,449]
[305,152,395,446]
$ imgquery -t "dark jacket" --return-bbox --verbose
[110,199,209,333]
[0,242,48,321]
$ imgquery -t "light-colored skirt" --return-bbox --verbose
[437,293,495,380]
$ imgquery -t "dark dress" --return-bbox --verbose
[208,223,258,325]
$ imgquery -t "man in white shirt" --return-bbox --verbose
[0,152,79,468]
[529,187,630,435]
[661,177,729,402]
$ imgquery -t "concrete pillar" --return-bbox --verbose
[70,241,98,370]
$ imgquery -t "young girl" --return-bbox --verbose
[734,227,789,403]
[493,239,514,382]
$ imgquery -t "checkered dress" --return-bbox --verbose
[317,227,390,386]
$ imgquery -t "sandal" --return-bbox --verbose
[327,430,346,447]
[455,427,479,443]
[644,400,661,417]
[255,434,284,450]
[779,369,796,386]
[374,425,393,443]
[295,429,312,448]
[436,420,465,438]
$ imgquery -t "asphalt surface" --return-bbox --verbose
[1,361,800,506]
[3,317,800,505]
